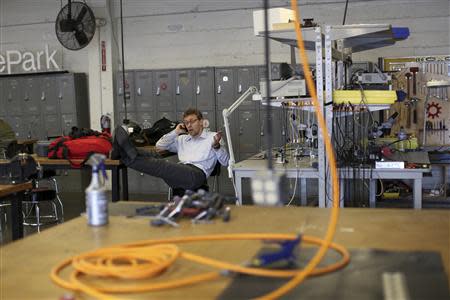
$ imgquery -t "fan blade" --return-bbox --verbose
[76,6,88,23]
[75,30,89,46]
[67,0,72,19]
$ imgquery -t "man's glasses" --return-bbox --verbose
[183,118,198,126]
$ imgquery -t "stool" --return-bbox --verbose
[22,171,63,232]
[0,202,11,242]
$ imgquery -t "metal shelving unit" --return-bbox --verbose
[259,23,407,207]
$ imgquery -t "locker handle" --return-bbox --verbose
[260,123,264,136]
[176,85,180,95]
[238,84,242,93]
[118,87,123,95]
[24,95,29,101]
[58,93,63,100]
[41,92,46,101]
[137,87,141,96]
[156,87,160,96]
[239,127,243,135]
[217,85,222,94]
[196,85,200,95]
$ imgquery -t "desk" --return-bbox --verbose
[339,167,429,209]
[0,203,448,299]
[32,156,128,202]
[0,182,32,240]
[233,158,429,208]
[233,158,318,205]
[0,156,128,202]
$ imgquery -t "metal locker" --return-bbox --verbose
[215,68,235,109]
[136,111,156,129]
[22,114,43,139]
[61,114,77,136]
[175,69,195,111]
[116,71,135,112]
[40,76,59,114]
[44,114,62,138]
[119,112,137,124]
[259,107,285,151]
[216,112,237,156]
[4,116,22,138]
[58,74,76,114]
[134,71,153,112]
[0,79,6,116]
[21,77,40,115]
[158,111,177,122]
[200,110,216,132]
[195,68,215,111]
[236,67,258,110]
[5,78,22,116]
[238,110,260,154]
[153,70,175,112]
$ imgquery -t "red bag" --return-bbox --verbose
[48,132,112,168]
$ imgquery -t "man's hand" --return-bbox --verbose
[175,123,187,135]
[212,131,222,149]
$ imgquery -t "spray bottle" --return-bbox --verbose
[85,153,108,226]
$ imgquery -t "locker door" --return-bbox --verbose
[216,114,237,161]
[158,111,177,122]
[22,114,43,139]
[195,68,215,111]
[5,116,23,138]
[215,68,235,109]
[5,78,21,115]
[22,77,40,115]
[116,71,135,112]
[238,110,260,154]
[61,114,77,136]
[59,74,76,114]
[118,112,137,124]
[40,76,59,114]
[175,69,195,112]
[136,111,156,129]
[153,70,175,112]
[236,67,258,110]
[0,79,6,116]
[200,110,216,132]
[134,71,153,112]
[44,114,62,138]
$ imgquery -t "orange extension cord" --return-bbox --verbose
[50,2,346,299]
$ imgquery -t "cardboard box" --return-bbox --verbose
[253,8,295,36]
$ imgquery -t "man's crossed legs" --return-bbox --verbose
[113,125,206,191]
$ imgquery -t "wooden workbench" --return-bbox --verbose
[0,155,127,202]
[1,203,449,299]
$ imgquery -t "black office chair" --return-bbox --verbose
[168,162,222,199]
[22,169,64,232]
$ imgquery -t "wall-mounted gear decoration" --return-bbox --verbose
[427,101,442,119]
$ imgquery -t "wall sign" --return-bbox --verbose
[0,44,61,75]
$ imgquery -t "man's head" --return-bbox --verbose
[182,108,203,137]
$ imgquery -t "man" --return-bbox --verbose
[113,108,229,193]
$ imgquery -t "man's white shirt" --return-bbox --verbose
[156,129,229,177]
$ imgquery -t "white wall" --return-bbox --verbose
[0,0,448,105]
[2,0,447,72]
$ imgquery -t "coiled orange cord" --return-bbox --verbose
[51,234,349,299]
[50,2,346,299]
